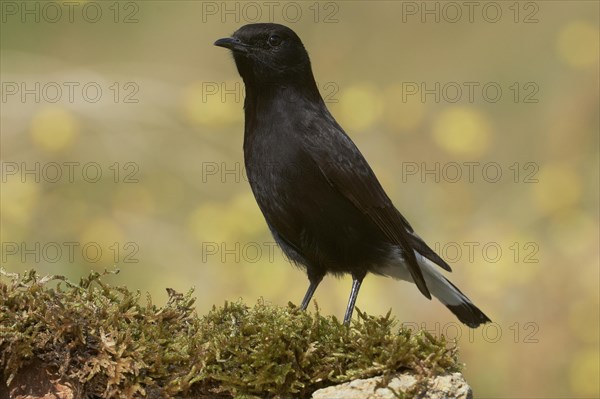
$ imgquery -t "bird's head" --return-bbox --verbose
[214,23,315,88]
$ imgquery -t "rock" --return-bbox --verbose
[312,372,472,399]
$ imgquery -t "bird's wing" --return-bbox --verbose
[408,233,452,272]
[302,117,433,298]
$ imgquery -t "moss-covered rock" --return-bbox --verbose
[0,269,461,398]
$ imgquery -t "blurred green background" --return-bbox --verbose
[1,1,598,397]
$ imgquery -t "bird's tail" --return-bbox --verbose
[419,256,491,328]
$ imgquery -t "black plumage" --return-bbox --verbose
[214,23,490,327]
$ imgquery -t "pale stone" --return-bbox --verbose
[312,372,472,399]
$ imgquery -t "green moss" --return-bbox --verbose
[0,269,460,398]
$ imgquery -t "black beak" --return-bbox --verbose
[214,37,249,53]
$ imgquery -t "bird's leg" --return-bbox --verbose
[343,276,364,325]
[300,276,323,310]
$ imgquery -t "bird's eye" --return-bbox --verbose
[268,35,282,47]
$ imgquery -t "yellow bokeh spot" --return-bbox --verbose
[504,233,542,285]
[0,180,40,226]
[383,83,426,132]
[241,262,289,298]
[532,164,582,214]
[112,185,156,215]
[432,107,491,157]
[569,350,600,397]
[229,192,267,237]
[183,80,243,128]
[188,202,226,242]
[335,84,383,132]
[548,209,597,257]
[557,21,600,68]
[79,218,125,248]
[30,106,78,151]
[569,299,600,345]
[188,192,265,244]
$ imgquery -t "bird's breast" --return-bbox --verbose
[244,127,320,209]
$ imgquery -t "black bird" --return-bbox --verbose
[214,23,491,327]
